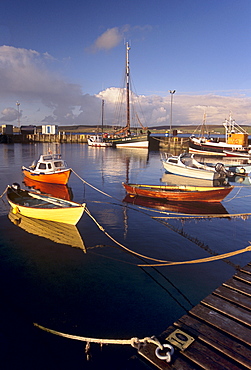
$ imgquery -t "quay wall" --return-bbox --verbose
[1,133,190,150]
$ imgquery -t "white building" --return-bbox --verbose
[42,125,58,134]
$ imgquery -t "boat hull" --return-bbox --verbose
[7,186,85,225]
[122,183,233,202]
[189,138,250,157]
[22,168,71,185]
[87,135,113,147]
[223,150,251,158]
[106,134,149,148]
[162,160,217,180]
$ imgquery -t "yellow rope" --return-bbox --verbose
[33,323,162,348]
[137,245,251,267]
[85,207,251,266]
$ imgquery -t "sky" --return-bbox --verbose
[0,0,251,128]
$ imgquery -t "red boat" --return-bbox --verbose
[22,154,71,185]
[122,182,233,203]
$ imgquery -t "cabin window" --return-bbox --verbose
[43,155,52,161]
[54,161,63,168]
[48,163,52,169]
[38,163,46,169]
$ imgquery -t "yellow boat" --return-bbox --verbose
[8,211,86,251]
[7,183,85,225]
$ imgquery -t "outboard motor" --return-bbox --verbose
[215,163,234,178]
[213,163,227,181]
[215,163,225,173]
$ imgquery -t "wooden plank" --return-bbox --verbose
[179,340,242,370]
[214,285,251,310]
[138,342,198,370]
[176,315,251,368]
[190,303,251,345]
[240,265,251,274]
[202,294,251,326]
[138,264,251,369]
[235,270,251,283]
[223,277,251,296]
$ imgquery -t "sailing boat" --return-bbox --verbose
[87,99,112,147]
[105,43,150,149]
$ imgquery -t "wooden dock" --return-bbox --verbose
[137,262,251,369]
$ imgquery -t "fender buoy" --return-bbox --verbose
[12,206,19,214]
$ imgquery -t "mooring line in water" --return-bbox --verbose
[152,212,251,220]
[0,186,8,199]
[0,186,9,210]
[137,245,251,267]
[85,206,251,266]
[72,169,114,199]
[223,186,242,202]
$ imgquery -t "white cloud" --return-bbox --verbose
[0,45,251,127]
[0,107,19,122]
[86,26,130,53]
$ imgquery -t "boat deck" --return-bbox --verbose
[137,262,251,369]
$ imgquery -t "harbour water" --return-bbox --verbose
[0,143,251,369]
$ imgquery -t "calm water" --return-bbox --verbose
[0,143,251,369]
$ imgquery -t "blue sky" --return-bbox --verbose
[0,0,251,127]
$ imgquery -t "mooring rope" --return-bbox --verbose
[33,322,162,349]
[0,186,8,199]
[152,212,251,220]
[223,186,242,202]
[72,169,113,199]
[85,206,251,266]
[137,245,251,267]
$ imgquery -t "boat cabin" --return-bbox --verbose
[30,154,68,173]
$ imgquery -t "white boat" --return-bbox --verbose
[161,153,230,181]
[189,113,251,156]
[87,100,113,147]
[223,149,251,159]
[87,134,112,147]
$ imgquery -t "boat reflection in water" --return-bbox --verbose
[23,176,73,200]
[8,211,86,251]
[123,194,228,215]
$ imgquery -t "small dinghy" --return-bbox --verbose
[122,182,233,203]
[7,183,85,225]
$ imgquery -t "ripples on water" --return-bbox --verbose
[0,143,251,369]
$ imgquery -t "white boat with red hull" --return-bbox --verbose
[189,113,251,157]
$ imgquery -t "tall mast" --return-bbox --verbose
[101,99,104,133]
[126,42,130,130]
